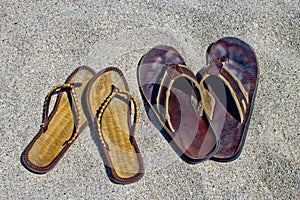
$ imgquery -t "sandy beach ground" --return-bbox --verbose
[0,0,299,199]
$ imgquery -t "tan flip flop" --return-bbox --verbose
[21,66,96,174]
[83,67,144,184]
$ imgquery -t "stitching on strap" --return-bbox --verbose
[221,64,249,104]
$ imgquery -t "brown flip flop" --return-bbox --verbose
[197,37,259,162]
[21,66,96,174]
[137,45,218,164]
[83,67,144,184]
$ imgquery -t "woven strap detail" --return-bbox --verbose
[96,85,139,149]
[41,83,81,145]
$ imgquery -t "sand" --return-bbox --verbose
[0,0,299,199]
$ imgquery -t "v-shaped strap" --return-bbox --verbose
[41,83,81,145]
[96,85,139,149]
[156,64,216,133]
[201,56,249,123]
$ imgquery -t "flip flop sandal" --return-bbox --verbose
[137,45,218,164]
[197,37,259,162]
[83,67,144,184]
[21,66,96,174]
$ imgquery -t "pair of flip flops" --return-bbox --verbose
[21,37,258,184]
[138,37,259,163]
[21,66,143,184]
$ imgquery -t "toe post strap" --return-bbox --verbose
[41,83,81,145]
[96,85,139,149]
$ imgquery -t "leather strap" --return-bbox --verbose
[204,57,249,123]
[156,64,215,132]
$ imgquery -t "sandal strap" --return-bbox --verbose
[96,85,139,149]
[41,83,81,145]
[203,56,249,123]
[156,64,215,132]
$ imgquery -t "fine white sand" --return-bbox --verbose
[1,1,299,199]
